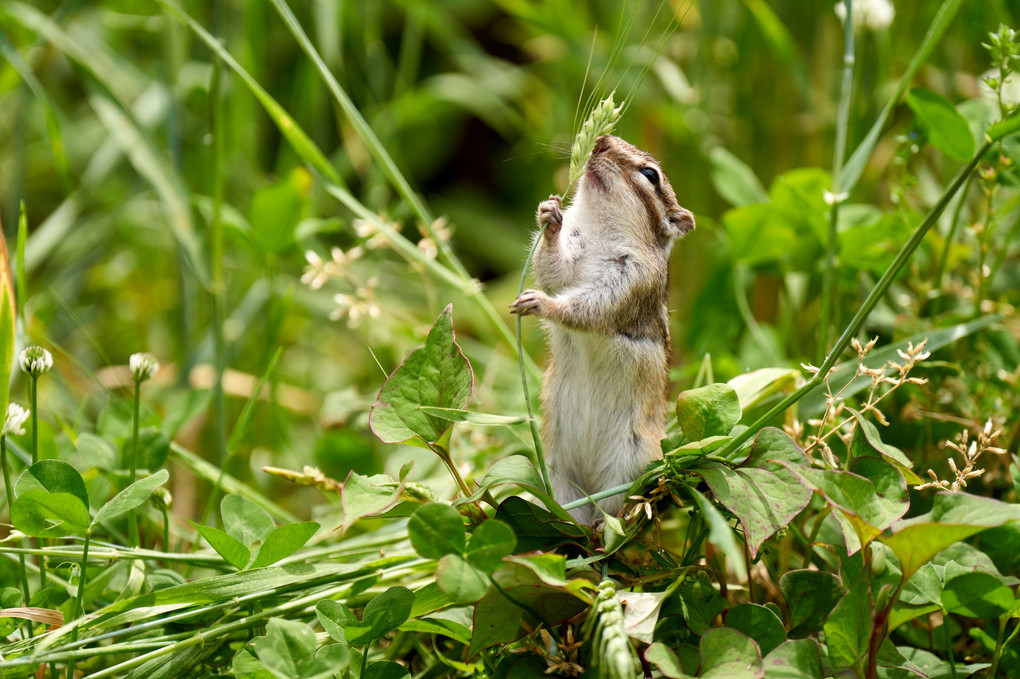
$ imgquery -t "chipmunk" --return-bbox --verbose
[510,134,695,524]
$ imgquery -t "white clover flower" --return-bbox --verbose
[834,0,894,32]
[2,403,29,437]
[130,353,159,382]
[19,346,53,376]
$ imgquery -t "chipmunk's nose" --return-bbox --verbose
[592,135,611,156]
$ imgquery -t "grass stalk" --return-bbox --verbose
[943,614,958,679]
[1,435,32,620]
[515,224,552,495]
[209,0,228,478]
[820,0,855,361]
[65,530,91,679]
[28,374,46,591]
[932,172,974,313]
[127,378,141,547]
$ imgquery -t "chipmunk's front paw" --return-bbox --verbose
[510,289,551,317]
[537,195,563,235]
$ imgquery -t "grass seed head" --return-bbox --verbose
[569,93,624,187]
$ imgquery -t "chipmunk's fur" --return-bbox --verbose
[511,135,695,524]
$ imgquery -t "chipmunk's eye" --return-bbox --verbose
[640,167,659,186]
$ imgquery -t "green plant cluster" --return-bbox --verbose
[1,1,1020,678]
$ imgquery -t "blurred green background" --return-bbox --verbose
[2,0,1018,517]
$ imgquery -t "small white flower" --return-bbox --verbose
[19,346,53,376]
[129,353,159,382]
[2,403,29,437]
[834,0,894,31]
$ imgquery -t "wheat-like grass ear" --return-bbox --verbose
[568,92,625,189]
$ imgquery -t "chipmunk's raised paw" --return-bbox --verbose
[537,195,563,235]
[510,289,550,317]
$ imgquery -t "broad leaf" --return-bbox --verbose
[363,661,410,679]
[77,433,118,471]
[780,462,907,555]
[11,489,90,538]
[824,572,873,672]
[762,639,824,679]
[478,455,572,521]
[464,520,516,573]
[725,603,785,656]
[779,570,843,638]
[468,561,587,656]
[408,503,465,559]
[710,147,768,207]
[436,554,489,604]
[315,599,357,642]
[15,460,89,508]
[698,627,764,678]
[250,521,319,569]
[941,572,1014,618]
[194,523,250,570]
[250,169,310,255]
[339,468,411,535]
[93,469,170,527]
[847,409,921,484]
[346,586,414,645]
[698,428,811,557]
[125,428,170,471]
[370,304,473,445]
[494,497,588,553]
[882,492,1020,582]
[222,495,276,546]
[246,618,349,679]
[676,383,742,441]
[907,88,975,161]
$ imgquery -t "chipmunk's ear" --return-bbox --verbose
[667,207,695,237]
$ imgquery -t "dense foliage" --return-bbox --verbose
[1,0,1020,677]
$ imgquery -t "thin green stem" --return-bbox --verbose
[733,263,780,366]
[820,0,855,360]
[943,611,958,679]
[984,197,1020,305]
[933,172,973,306]
[515,225,552,495]
[29,374,45,591]
[160,504,169,561]
[65,529,91,679]
[209,0,228,474]
[29,376,37,464]
[987,616,1010,679]
[128,379,141,547]
[2,436,31,618]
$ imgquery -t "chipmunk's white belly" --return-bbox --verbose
[541,324,665,513]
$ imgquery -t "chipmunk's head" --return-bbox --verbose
[579,135,695,244]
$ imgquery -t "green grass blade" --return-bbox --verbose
[267,0,469,279]
[154,0,342,186]
[88,92,208,286]
[841,0,965,194]
[170,443,298,524]
[0,29,71,191]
